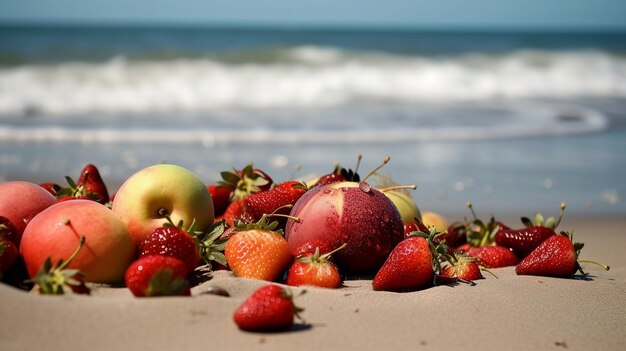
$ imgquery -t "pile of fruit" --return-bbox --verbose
[0,157,609,332]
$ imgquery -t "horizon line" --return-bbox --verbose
[1,18,625,34]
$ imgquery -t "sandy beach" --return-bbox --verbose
[1,216,624,351]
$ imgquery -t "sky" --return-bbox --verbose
[1,0,626,31]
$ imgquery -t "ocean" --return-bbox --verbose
[0,25,624,217]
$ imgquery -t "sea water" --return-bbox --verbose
[0,25,624,216]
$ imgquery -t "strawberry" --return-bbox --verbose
[233,285,304,332]
[218,199,254,227]
[27,236,90,295]
[140,218,201,275]
[372,228,447,292]
[219,164,273,201]
[291,239,334,259]
[125,255,190,297]
[0,216,18,244]
[495,202,566,258]
[438,253,484,283]
[55,195,93,203]
[313,164,360,187]
[403,219,430,239]
[0,239,18,276]
[286,243,346,288]
[208,184,232,217]
[244,181,308,224]
[76,164,110,204]
[55,165,109,204]
[39,182,62,196]
[516,231,609,277]
[224,216,292,281]
[466,245,519,268]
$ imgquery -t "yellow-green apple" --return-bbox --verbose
[421,211,449,232]
[383,190,421,225]
[285,181,403,274]
[20,200,135,283]
[112,164,214,245]
[0,181,56,246]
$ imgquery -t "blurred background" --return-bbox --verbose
[0,0,624,217]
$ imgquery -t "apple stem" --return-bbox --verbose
[362,155,391,182]
[379,184,417,192]
[578,259,610,271]
[267,213,301,223]
[353,153,363,181]
[58,236,86,271]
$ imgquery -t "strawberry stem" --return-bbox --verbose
[554,201,567,229]
[578,259,610,271]
[466,201,478,221]
[58,235,85,271]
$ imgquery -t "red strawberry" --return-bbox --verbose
[286,243,346,288]
[76,164,110,204]
[495,226,556,258]
[233,285,304,332]
[438,253,484,283]
[516,232,609,277]
[244,181,308,223]
[0,239,18,275]
[495,202,566,258]
[27,236,90,295]
[218,199,254,227]
[140,219,201,275]
[372,229,447,292]
[403,219,430,239]
[313,163,361,187]
[0,216,18,244]
[466,245,519,268]
[208,184,232,217]
[125,255,190,297]
[55,195,93,203]
[219,164,273,201]
[224,216,292,281]
[39,182,62,196]
[291,239,334,259]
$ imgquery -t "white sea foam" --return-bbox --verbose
[0,103,608,144]
[0,48,624,117]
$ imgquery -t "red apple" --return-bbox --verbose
[285,181,404,274]
[20,200,135,283]
[112,164,214,245]
[0,181,56,246]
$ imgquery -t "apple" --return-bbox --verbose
[0,181,56,246]
[384,190,421,225]
[285,181,404,274]
[20,200,135,283]
[112,164,214,245]
[421,211,449,233]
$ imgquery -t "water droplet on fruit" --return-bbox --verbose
[323,188,332,194]
[359,182,371,193]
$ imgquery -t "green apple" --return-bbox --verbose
[111,164,214,245]
[421,211,449,233]
[384,190,421,225]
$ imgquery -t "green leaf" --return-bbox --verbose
[534,213,544,226]
[544,217,556,229]
[220,170,241,185]
[521,217,534,228]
